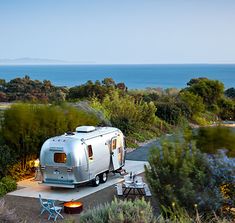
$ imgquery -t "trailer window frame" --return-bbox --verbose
[87,145,93,161]
[54,153,67,163]
[112,138,117,150]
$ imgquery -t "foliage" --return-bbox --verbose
[224,87,235,99]
[191,115,209,126]
[185,77,224,110]
[0,182,7,197]
[145,138,226,214]
[179,91,205,119]
[0,199,18,223]
[0,76,67,103]
[91,92,158,135]
[79,197,156,223]
[0,103,99,178]
[194,127,235,157]
[90,91,168,147]
[155,102,182,125]
[67,78,127,101]
[157,204,233,223]
[1,176,17,193]
[6,161,34,181]
[0,145,16,178]
[218,98,235,120]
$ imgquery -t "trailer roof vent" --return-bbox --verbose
[76,126,96,133]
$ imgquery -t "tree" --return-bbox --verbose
[116,82,127,92]
[67,78,119,101]
[225,87,235,99]
[185,78,224,109]
[218,98,235,120]
[179,91,205,118]
[2,76,67,102]
[155,102,182,125]
[102,78,116,88]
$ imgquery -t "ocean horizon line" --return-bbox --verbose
[1,63,235,66]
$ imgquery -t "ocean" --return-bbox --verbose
[0,64,234,89]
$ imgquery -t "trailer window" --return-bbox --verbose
[54,153,67,163]
[112,139,117,150]
[87,145,93,160]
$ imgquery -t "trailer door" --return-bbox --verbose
[111,137,121,170]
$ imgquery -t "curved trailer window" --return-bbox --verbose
[87,145,93,160]
[54,153,67,163]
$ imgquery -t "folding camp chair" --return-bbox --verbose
[48,202,64,221]
[39,194,52,215]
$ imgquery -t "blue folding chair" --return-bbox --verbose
[39,194,51,215]
[48,201,64,221]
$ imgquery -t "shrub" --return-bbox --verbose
[155,102,182,125]
[7,160,34,181]
[0,182,7,197]
[79,198,156,223]
[1,176,17,192]
[1,103,99,179]
[158,205,232,223]
[145,139,225,214]
[0,145,16,178]
[91,92,157,134]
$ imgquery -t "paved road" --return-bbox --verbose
[126,140,160,161]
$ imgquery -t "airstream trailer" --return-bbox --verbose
[40,126,126,188]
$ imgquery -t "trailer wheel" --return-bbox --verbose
[100,172,108,183]
[92,175,100,187]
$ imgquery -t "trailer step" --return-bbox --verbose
[113,168,128,176]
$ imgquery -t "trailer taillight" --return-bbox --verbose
[67,168,72,172]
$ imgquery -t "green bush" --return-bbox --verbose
[0,145,16,178]
[1,176,17,192]
[145,139,224,214]
[0,103,99,179]
[157,204,232,223]
[0,182,7,197]
[191,114,209,126]
[79,198,156,223]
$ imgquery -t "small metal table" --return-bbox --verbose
[122,176,145,197]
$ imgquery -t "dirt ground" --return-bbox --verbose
[4,173,159,223]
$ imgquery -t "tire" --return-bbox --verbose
[100,172,108,183]
[92,175,100,187]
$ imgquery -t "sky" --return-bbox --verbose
[0,0,235,64]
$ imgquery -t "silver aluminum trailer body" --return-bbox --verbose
[40,126,126,188]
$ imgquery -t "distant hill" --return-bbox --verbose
[0,57,70,65]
